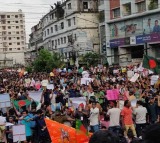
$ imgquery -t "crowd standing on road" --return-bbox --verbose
[0,64,160,143]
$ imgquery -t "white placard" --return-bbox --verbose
[130,73,139,82]
[130,36,136,45]
[13,125,26,142]
[69,97,86,108]
[5,122,14,126]
[41,80,48,87]
[131,99,137,107]
[119,100,124,110]
[28,91,42,102]
[47,84,54,90]
[81,78,92,85]
[127,71,134,78]
[151,75,159,85]
[0,93,11,108]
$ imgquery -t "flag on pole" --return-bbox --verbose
[142,55,160,74]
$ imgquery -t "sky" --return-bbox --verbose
[0,0,58,42]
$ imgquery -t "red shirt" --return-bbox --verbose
[121,107,133,125]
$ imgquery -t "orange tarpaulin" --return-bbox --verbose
[45,118,90,143]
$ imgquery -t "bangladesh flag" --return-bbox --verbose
[143,55,160,74]
[76,119,88,135]
[13,99,31,109]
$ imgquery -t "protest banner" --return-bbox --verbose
[130,73,139,82]
[13,125,26,142]
[0,93,11,108]
[28,91,42,102]
[106,89,119,100]
[81,78,92,85]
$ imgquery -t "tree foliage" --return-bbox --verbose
[82,52,101,66]
[33,49,64,72]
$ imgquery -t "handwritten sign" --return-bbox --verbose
[106,89,119,100]
[0,93,11,108]
[13,125,26,142]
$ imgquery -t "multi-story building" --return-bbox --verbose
[26,21,43,64]
[41,0,99,63]
[0,9,26,67]
[99,0,160,66]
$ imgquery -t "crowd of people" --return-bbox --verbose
[0,64,160,143]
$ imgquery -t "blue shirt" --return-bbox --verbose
[21,116,32,137]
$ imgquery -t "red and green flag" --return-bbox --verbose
[143,55,160,74]
[76,119,88,135]
[13,99,31,109]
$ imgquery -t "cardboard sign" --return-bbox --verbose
[47,84,54,90]
[127,71,134,78]
[28,91,42,102]
[13,125,26,142]
[41,80,48,87]
[106,89,119,100]
[0,93,11,108]
[81,78,92,85]
[150,75,159,85]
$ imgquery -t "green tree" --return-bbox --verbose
[33,49,64,72]
[82,52,101,66]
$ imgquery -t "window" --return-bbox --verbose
[45,31,46,37]
[17,48,20,50]
[17,42,20,45]
[15,15,18,18]
[68,19,71,27]
[55,40,57,46]
[9,43,12,45]
[51,27,53,33]
[9,48,12,51]
[64,37,66,43]
[58,39,60,45]
[55,25,58,31]
[83,2,88,9]
[74,34,77,41]
[47,29,49,35]
[8,32,11,34]
[16,26,19,29]
[123,3,131,16]
[61,38,63,44]
[113,8,120,18]
[68,3,72,9]
[2,26,6,30]
[61,22,64,29]
[52,40,54,47]
[137,1,146,12]
[9,37,11,40]
[8,26,11,29]
[16,31,19,34]
[7,15,10,18]
[17,37,20,40]
[68,35,72,43]
[15,21,19,23]
[7,21,10,24]
[73,17,76,25]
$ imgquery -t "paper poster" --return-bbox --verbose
[82,71,89,78]
[113,69,119,74]
[47,84,54,90]
[130,73,139,82]
[150,75,159,85]
[106,89,119,100]
[127,71,134,78]
[5,122,14,126]
[0,93,11,108]
[119,100,124,110]
[81,78,92,85]
[41,80,48,87]
[131,99,137,107]
[28,91,42,102]
[13,125,26,142]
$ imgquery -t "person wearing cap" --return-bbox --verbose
[89,101,100,133]
[133,100,147,137]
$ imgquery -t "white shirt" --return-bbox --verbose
[89,107,99,126]
[107,108,121,127]
[134,106,147,124]
[0,116,6,125]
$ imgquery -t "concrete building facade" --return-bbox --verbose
[0,9,26,67]
[41,0,99,63]
[99,0,160,66]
